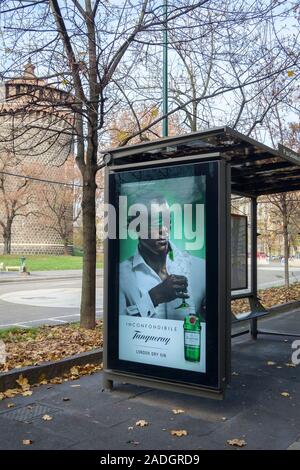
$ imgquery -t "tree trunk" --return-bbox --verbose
[80,176,97,329]
[63,240,69,256]
[3,221,12,255]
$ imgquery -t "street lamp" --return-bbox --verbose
[162,0,168,137]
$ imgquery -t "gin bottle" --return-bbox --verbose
[183,313,201,362]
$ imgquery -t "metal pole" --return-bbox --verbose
[250,197,258,339]
[162,0,168,137]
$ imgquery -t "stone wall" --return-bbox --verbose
[0,70,74,255]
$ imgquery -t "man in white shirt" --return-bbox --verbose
[119,195,206,320]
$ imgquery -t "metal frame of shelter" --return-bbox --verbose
[102,126,300,397]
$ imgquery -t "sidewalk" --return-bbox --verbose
[0,269,103,283]
[0,310,299,450]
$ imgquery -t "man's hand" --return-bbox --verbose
[149,275,189,307]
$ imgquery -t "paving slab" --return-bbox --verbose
[0,309,299,450]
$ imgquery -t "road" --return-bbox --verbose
[0,264,299,329]
[257,263,300,288]
[0,273,103,329]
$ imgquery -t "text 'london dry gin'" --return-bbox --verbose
[183,314,201,362]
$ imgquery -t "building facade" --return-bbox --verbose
[0,62,74,255]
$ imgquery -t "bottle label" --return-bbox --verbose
[184,331,200,347]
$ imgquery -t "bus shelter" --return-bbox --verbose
[102,126,300,399]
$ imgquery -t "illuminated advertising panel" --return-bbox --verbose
[105,160,228,392]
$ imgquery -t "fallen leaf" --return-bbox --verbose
[285,363,296,368]
[70,366,79,376]
[22,439,33,445]
[39,380,48,385]
[221,417,227,421]
[7,403,15,408]
[172,409,185,415]
[42,414,53,421]
[232,371,239,376]
[4,389,20,398]
[171,430,188,437]
[16,375,30,391]
[0,393,5,401]
[128,426,134,430]
[126,440,140,446]
[135,420,149,427]
[267,361,276,366]
[227,438,247,447]
[62,397,70,401]
[50,377,63,385]
[22,390,33,397]
[281,392,290,397]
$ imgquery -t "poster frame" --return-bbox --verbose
[103,156,230,399]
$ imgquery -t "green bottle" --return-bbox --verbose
[183,314,201,362]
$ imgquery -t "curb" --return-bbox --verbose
[0,276,83,284]
[0,273,103,284]
[268,300,300,314]
[0,348,103,392]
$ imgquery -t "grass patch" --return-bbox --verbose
[0,254,103,271]
[0,326,39,342]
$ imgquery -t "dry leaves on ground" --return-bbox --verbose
[227,438,247,447]
[16,375,30,391]
[0,364,102,401]
[172,409,185,415]
[231,282,300,315]
[1,388,20,398]
[170,430,188,437]
[0,322,103,372]
[135,420,149,427]
[22,440,33,446]
[127,440,140,446]
[42,414,53,421]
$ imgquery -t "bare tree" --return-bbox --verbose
[1,0,211,328]
[0,153,39,254]
[39,160,80,255]
[1,0,299,328]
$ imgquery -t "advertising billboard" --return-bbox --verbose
[118,173,206,373]
[105,160,228,393]
[231,214,248,291]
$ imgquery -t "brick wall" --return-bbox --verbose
[0,76,74,255]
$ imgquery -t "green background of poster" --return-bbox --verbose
[119,175,206,262]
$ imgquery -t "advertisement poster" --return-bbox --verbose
[231,214,248,291]
[118,175,206,373]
